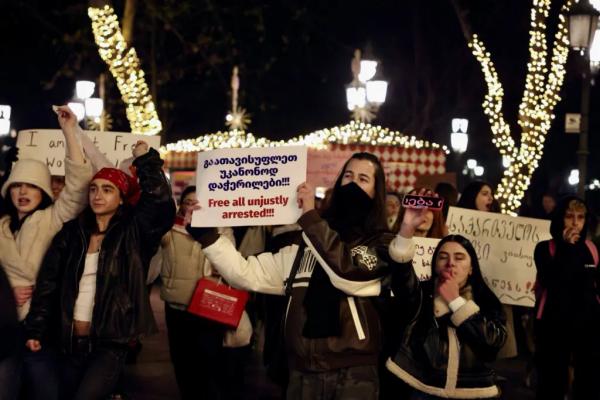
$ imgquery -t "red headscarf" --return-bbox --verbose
[92,167,141,205]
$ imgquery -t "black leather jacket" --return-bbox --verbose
[25,149,175,352]
[386,264,507,399]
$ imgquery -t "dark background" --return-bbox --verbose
[1,0,599,211]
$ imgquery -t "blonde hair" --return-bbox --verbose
[567,199,586,214]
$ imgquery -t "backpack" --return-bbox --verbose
[535,239,600,320]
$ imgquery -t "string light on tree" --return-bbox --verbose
[466,0,571,215]
[88,4,162,135]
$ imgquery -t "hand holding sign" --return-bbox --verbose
[132,140,149,158]
[400,188,438,238]
[54,105,80,133]
[296,182,315,214]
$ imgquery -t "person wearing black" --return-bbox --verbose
[186,152,404,399]
[385,202,507,398]
[23,143,175,399]
[534,196,600,399]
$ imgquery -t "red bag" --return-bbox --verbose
[187,278,249,329]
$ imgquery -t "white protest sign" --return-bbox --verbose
[447,207,551,307]
[412,237,441,281]
[192,146,307,227]
[16,129,161,175]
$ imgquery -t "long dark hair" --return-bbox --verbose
[2,185,53,234]
[431,235,502,312]
[321,152,387,236]
[457,181,493,210]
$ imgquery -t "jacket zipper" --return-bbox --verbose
[70,226,87,353]
[347,296,366,340]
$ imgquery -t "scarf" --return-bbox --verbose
[303,182,374,338]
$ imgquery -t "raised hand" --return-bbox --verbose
[562,227,580,245]
[55,105,80,133]
[399,188,437,238]
[132,140,149,158]
[296,182,315,214]
[183,199,201,227]
[437,268,460,304]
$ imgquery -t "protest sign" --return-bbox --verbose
[447,207,551,307]
[192,146,307,227]
[16,129,161,175]
[412,237,441,281]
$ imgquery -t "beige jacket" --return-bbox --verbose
[160,225,234,308]
[0,158,93,320]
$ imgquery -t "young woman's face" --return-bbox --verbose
[179,191,197,216]
[89,178,122,217]
[475,185,494,212]
[435,241,472,288]
[341,158,377,199]
[564,206,586,235]
[10,183,43,219]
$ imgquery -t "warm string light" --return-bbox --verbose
[88,5,162,135]
[160,121,449,155]
[468,0,571,215]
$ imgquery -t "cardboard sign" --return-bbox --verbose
[16,129,161,175]
[412,237,441,281]
[192,146,307,227]
[447,207,551,307]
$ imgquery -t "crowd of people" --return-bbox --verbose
[0,106,599,400]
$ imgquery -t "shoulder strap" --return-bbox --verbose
[585,240,599,266]
[549,239,556,258]
[284,240,307,297]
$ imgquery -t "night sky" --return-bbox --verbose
[1,0,599,208]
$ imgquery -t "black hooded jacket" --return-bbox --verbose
[534,196,600,326]
[385,236,507,399]
[24,149,175,351]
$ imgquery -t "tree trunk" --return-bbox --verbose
[122,0,137,45]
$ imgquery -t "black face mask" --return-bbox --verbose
[326,181,374,241]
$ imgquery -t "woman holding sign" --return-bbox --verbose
[0,106,93,400]
[22,141,175,400]
[385,200,507,399]
[186,152,407,399]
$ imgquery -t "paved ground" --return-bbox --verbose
[121,285,535,399]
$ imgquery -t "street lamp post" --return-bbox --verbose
[450,118,469,189]
[69,80,104,130]
[0,105,11,136]
[346,49,388,123]
[568,0,600,198]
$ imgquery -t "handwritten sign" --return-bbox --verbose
[412,237,441,281]
[16,129,161,175]
[447,207,551,307]
[192,146,307,227]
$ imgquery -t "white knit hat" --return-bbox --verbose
[1,159,53,199]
